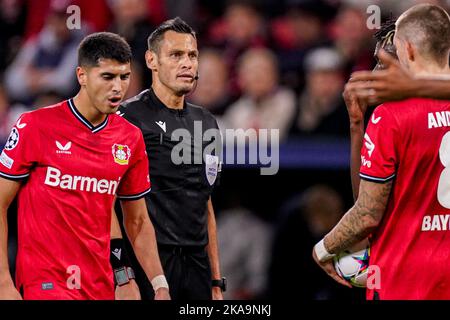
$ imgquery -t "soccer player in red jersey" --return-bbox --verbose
[313,4,450,299]
[0,32,169,300]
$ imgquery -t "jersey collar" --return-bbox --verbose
[148,88,189,115]
[68,99,109,133]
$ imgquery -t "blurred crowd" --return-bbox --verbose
[1,0,449,300]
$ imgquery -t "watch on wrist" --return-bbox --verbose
[114,266,135,287]
[212,277,227,292]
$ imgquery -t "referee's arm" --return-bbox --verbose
[206,197,223,300]
[0,178,22,299]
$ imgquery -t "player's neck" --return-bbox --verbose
[151,83,185,110]
[72,93,107,126]
[410,61,450,78]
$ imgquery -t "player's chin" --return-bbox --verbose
[106,100,122,112]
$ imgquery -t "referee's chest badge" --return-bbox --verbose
[205,154,219,186]
[112,144,131,165]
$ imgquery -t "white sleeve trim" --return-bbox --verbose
[359,172,396,183]
[116,187,151,200]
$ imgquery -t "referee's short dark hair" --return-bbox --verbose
[78,32,132,67]
[147,17,196,53]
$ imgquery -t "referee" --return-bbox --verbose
[118,18,224,300]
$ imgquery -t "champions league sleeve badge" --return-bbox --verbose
[112,144,131,165]
[4,127,19,151]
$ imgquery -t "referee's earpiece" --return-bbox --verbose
[194,72,199,80]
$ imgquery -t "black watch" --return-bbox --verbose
[114,266,135,287]
[212,277,227,292]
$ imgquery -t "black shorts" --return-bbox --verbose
[134,244,212,300]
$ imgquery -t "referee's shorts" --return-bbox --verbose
[135,244,212,300]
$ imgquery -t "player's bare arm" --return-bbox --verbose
[205,197,223,300]
[120,198,170,300]
[0,178,22,300]
[325,180,392,253]
[110,206,141,300]
[313,180,392,286]
[343,83,367,201]
[348,49,450,104]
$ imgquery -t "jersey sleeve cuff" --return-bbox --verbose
[116,187,151,201]
[0,170,30,181]
[359,172,396,183]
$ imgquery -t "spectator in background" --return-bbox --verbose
[188,49,231,116]
[0,85,27,143]
[207,1,267,96]
[108,0,157,90]
[4,0,86,104]
[222,48,296,142]
[330,4,374,76]
[271,0,335,92]
[293,47,348,137]
[269,184,362,300]
[23,0,112,39]
[0,0,27,71]
[217,207,272,300]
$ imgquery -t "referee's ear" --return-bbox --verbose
[145,50,158,73]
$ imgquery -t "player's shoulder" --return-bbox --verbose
[379,98,448,111]
[110,112,142,136]
[16,100,67,126]
[376,98,450,119]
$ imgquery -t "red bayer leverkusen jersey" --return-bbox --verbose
[0,99,150,300]
[360,98,450,300]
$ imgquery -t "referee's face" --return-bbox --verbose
[150,31,199,95]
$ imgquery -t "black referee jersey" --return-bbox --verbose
[119,88,221,247]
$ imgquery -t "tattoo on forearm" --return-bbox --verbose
[325,180,393,254]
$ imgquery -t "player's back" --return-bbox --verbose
[360,98,450,299]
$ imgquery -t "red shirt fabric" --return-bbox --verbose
[0,99,150,299]
[360,98,450,300]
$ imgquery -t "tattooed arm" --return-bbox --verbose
[312,179,392,286]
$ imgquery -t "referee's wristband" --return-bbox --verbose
[314,239,336,262]
[151,275,169,291]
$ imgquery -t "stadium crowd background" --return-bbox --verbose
[0,0,447,300]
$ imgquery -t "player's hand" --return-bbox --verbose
[212,287,223,300]
[312,248,352,288]
[347,49,417,105]
[115,279,141,300]
[0,281,23,300]
[343,81,368,125]
[154,287,171,300]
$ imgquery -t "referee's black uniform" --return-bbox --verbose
[118,88,221,300]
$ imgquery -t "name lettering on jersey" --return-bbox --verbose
[428,111,450,129]
[361,155,372,168]
[44,167,119,195]
[371,114,382,124]
[364,133,375,157]
[112,144,131,165]
[421,214,450,231]
[156,121,167,133]
[56,141,72,154]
